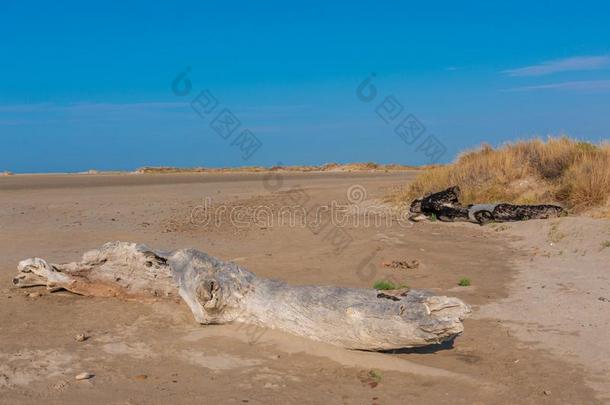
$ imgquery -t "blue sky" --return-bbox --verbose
[1,0,610,173]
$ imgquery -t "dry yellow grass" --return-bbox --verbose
[390,137,610,216]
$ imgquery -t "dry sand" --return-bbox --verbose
[0,171,608,404]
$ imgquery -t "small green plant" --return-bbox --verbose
[373,280,395,290]
[601,240,610,250]
[368,369,383,383]
[429,213,437,221]
[373,280,408,290]
[458,277,471,287]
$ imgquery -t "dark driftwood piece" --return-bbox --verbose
[410,186,565,224]
[13,242,471,351]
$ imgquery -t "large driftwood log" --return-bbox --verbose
[409,186,565,224]
[13,242,470,350]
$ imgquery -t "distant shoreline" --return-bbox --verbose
[0,168,417,191]
[0,162,436,177]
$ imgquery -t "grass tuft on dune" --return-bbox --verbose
[389,136,610,217]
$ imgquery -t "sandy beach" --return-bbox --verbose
[1,171,608,404]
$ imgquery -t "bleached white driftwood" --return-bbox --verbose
[13,242,470,350]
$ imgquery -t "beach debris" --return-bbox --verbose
[52,380,70,391]
[408,213,428,222]
[27,292,42,298]
[51,380,70,391]
[75,372,94,381]
[133,374,148,381]
[358,369,383,388]
[409,186,565,224]
[13,242,471,351]
[382,260,419,270]
[74,333,88,342]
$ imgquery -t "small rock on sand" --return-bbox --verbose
[27,292,42,298]
[74,333,88,342]
[75,372,94,381]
